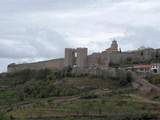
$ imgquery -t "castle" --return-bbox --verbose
[7,40,160,73]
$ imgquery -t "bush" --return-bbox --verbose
[109,62,120,68]
[16,79,81,100]
[0,90,16,98]
[5,69,55,86]
[107,111,158,120]
[54,66,72,78]
[0,112,10,120]
[119,71,134,86]
[148,75,160,85]
[113,69,134,87]
[80,92,98,99]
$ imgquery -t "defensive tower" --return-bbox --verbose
[76,48,88,68]
[64,48,75,67]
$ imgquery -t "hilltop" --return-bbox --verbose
[7,40,160,73]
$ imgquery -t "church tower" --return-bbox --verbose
[110,40,118,51]
[106,40,119,52]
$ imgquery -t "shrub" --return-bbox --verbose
[148,75,160,85]
[80,92,98,99]
[107,111,158,120]
[0,112,10,120]
[0,90,16,98]
[119,71,134,86]
[109,62,120,68]
[5,69,55,86]
[113,69,132,87]
[54,66,72,79]
[16,79,81,100]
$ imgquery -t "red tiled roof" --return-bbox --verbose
[133,64,151,69]
[127,64,151,69]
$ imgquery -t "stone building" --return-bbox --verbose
[64,48,88,69]
[7,40,160,73]
[106,40,119,53]
[151,63,160,74]
[64,48,75,67]
[76,48,88,68]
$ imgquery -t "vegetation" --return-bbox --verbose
[0,90,16,98]
[147,75,160,85]
[0,68,159,120]
[80,92,98,99]
[0,113,10,120]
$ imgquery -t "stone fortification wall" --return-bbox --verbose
[7,58,64,73]
[64,48,75,67]
[120,49,156,64]
[64,47,88,69]
[76,48,88,68]
[157,49,160,55]
[106,52,122,64]
[156,49,160,62]
[120,52,141,63]
[87,53,101,67]
[7,46,160,73]
[106,48,158,65]
[86,48,159,67]
[87,48,157,67]
[71,67,135,82]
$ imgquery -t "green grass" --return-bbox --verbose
[0,90,16,98]
[0,112,11,120]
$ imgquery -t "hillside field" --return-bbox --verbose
[0,69,159,120]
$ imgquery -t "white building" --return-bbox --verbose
[151,63,160,74]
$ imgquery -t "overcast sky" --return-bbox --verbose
[0,0,160,72]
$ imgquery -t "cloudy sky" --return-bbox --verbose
[0,0,160,72]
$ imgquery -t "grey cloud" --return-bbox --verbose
[0,0,103,14]
[26,27,70,58]
[0,0,139,14]
[0,27,69,59]
[0,0,160,72]
[118,26,160,50]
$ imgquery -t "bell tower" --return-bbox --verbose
[106,39,119,52]
[110,40,118,51]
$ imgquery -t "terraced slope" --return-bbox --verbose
[0,69,159,120]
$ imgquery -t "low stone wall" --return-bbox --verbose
[7,58,64,73]
[71,67,131,80]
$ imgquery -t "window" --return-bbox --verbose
[141,51,144,56]
[153,69,157,73]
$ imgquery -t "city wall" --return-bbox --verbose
[7,58,64,73]
[7,40,160,73]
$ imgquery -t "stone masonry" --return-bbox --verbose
[7,40,160,72]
